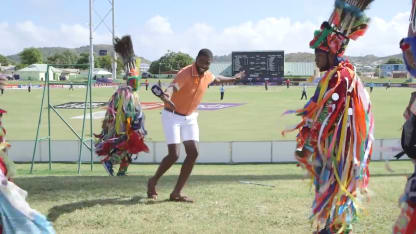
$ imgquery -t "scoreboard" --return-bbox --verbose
[232,51,284,82]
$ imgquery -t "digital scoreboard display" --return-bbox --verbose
[232,51,284,82]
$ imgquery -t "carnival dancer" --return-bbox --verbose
[393,1,416,232]
[282,1,375,233]
[94,36,149,176]
[0,108,55,233]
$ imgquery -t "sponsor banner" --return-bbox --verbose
[60,101,164,110]
[6,84,42,89]
[197,103,245,110]
[72,111,106,119]
[54,102,108,109]
[391,83,402,87]
[71,102,245,119]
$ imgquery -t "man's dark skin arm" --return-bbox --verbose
[211,71,245,84]
[160,71,245,109]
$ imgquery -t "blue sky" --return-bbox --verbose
[0,0,412,60]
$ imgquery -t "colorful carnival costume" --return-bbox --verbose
[0,109,55,234]
[282,1,374,233]
[393,1,416,233]
[94,36,149,176]
[393,91,416,233]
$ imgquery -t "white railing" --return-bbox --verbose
[7,139,406,163]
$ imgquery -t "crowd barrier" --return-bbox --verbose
[8,139,406,164]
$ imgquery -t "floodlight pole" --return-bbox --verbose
[112,0,117,80]
[89,0,94,77]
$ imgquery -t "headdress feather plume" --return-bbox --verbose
[114,35,136,74]
[310,0,374,56]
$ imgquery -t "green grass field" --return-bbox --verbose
[0,84,412,142]
[1,84,414,233]
[14,161,412,234]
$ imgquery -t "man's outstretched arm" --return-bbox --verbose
[212,71,245,84]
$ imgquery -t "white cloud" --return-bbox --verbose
[346,12,410,57]
[0,12,411,60]
[144,15,173,35]
[134,16,317,60]
[0,20,111,56]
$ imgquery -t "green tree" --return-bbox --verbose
[95,55,124,74]
[96,55,112,71]
[75,53,100,69]
[385,57,403,64]
[77,53,89,65]
[46,50,78,67]
[0,55,11,66]
[20,48,43,65]
[15,64,27,70]
[149,51,193,74]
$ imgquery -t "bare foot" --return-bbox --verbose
[169,193,194,203]
[147,177,158,199]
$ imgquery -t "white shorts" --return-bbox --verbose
[161,109,199,144]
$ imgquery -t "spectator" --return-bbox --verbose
[301,83,307,100]
[0,76,6,95]
[369,82,374,93]
[220,84,225,100]
[286,79,290,88]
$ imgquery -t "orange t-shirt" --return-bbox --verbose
[166,63,215,115]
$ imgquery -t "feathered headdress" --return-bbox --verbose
[400,0,416,77]
[114,35,136,72]
[310,0,374,56]
[114,35,140,90]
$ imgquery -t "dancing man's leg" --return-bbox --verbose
[147,144,180,198]
[170,140,198,201]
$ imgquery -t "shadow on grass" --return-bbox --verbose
[14,173,411,193]
[47,196,144,221]
[16,172,411,222]
[47,196,177,222]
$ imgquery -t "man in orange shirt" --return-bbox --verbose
[147,49,244,202]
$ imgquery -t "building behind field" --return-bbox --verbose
[379,64,407,78]
[16,64,61,81]
[284,62,315,77]
[210,62,232,77]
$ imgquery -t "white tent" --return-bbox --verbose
[16,64,61,81]
[93,69,112,76]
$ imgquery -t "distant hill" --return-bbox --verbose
[7,46,403,67]
[214,52,403,66]
[6,45,151,64]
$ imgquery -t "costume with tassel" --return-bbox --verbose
[282,1,374,233]
[0,109,55,234]
[94,35,149,176]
